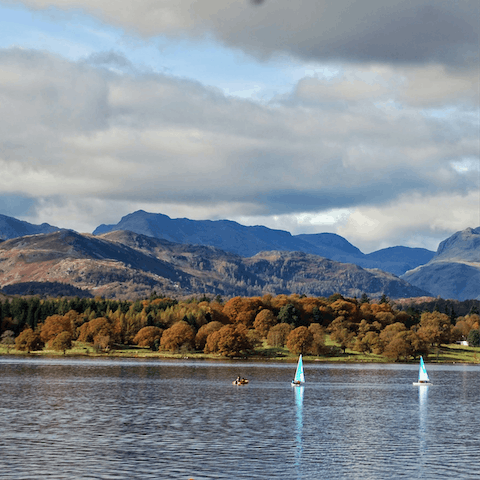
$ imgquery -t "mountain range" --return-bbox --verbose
[94,211,434,276]
[0,211,478,300]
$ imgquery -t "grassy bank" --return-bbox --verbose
[1,340,480,364]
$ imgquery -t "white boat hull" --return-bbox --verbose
[413,381,432,386]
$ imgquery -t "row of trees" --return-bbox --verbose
[1,293,479,359]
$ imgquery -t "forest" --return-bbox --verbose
[0,292,479,361]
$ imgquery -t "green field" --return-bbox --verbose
[2,339,480,364]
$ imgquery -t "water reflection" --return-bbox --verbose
[294,385,304,475]
[419,384,429,469]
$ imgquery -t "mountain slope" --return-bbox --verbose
[0,214,59,240]
[402,227,480,300]
[0,230,430,300]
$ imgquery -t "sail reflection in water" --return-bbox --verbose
[294,385,304,472]
[418,384,429,470]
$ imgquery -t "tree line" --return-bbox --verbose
[0,293,479,359]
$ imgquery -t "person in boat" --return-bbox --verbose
[292,380,301,385]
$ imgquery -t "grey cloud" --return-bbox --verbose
[12,0,479,66]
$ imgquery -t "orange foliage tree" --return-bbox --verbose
[327,316,355,353]
[286,326,313,355]
[253,309,277,338]
[133,326,163,350]
[50,331,73,354]
[40,314,75,344]
[15,328,43,353]
[222,297,262,327]
[204,324,252,357]
[160,321,195,352]
[417,311,452,347]
[77,317,115,344]
[308,323,326,355]
[195,321,223,351]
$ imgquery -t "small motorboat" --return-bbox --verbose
[233,378,249,385]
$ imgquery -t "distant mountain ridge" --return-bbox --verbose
[94,210,435,276]
[0,214,59,240]
[402,227,480,300]
[0,229,430,300]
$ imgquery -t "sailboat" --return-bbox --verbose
[413,356,432,386]
[291,354,305,386]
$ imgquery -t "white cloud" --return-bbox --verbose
[337,191,480,252]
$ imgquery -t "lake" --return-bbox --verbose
[1,356,479,479]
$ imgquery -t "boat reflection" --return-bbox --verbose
[419,384,429,467]
[294,385,304,474]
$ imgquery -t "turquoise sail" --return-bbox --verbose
[418,356,430,383]
[293,355,305,383]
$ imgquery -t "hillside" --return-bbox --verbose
[402,227,480,300]
[0,230,429,300]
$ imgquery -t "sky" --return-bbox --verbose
[0,0,479,254]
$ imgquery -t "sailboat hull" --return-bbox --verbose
[413,381,432,386]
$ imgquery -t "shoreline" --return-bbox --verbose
[1,344,479,365]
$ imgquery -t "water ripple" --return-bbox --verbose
[1,358,480,479]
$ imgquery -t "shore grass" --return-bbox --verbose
[2,339,480,364]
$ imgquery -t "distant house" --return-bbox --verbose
[456,340,469,346]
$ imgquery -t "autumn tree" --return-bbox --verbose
[40,314,74,344]
[94,335,113,353]
[15,328,43,353]
[308,323,326,355]
[382,331,412,361]
[266,323,293,347]
[330,299,360,324]
[253,309,277,338]
[327,316,355,353]
[133,326,164,350]
[417,312,452,347]
[286,326,313,355]
[204,323,252,357]
[352,320,376,353]
[50,331,73,355]
[374,311,395,328]
[453,314,480,341]
[195,321,223,351]
[222,297,262,327]
[160,321,195,352]
[379,322,407,346]
[77,317,116,344]
[361,331,383,354]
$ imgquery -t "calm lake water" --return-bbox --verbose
[1,356,479,480]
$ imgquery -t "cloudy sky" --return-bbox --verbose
[0,0,478,253]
